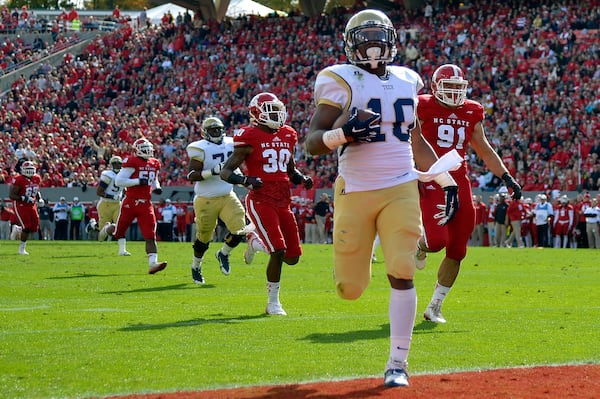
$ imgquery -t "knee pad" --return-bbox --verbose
[225,233,244,248]
[192,239,209,256]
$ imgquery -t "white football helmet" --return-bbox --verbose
[249,92,287,130]
[133,138,154,159]
[21,161,36,178]
[431,64,469,107]
[344,9,397,70]
[202,117,226,144]
[109,156,122,172]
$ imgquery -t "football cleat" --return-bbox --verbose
[99,223,115,241]
[18,249,30,256]
[191,266,205,284]
[10,225,22,241]
[266,302,287,316]
[244,232,259,265]
[384,366,409,387]
[424,302,446,323]
[148,261,167,274]
[118,250,131,256]
[215,250,230,275]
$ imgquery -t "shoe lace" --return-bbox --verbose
[429,302,442,316]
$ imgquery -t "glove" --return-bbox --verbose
[38,198,45,206]
[243,176,263,190]
[211,163,223,176]
[502,173,522,200]
[341,108,380,143]
[139,178,149,186]
[22,196,35,204]
[153,188,163,195]
[302,175,314,189]
[434,186,459,226]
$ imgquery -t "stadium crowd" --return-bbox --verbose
[0,1,599,209]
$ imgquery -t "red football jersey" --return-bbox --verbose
[121,155,162,201]
[418,94,485,185]
[12,174,42,204]
[233,124,297,206]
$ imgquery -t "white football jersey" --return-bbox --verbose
[98,169,124,202]
[186,137,235,197]
[314,64,423,193]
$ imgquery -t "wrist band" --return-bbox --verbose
[201,169,213,179]
[322,128,347,150]
[434,172,456,188]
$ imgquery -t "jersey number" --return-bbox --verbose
[436,125,466,149]
[262,148,291,173]
[365,98,415,143]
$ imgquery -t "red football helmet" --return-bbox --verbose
[431,64,468,107]
[21,161,36,178]
[133,138,154,159]
[248,92,287,130]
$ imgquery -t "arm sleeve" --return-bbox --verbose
[115,167,140,188]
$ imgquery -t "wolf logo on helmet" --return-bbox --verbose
[431,64,469,107]
[21,161,36,178]
[133,138,154,159]
[248,92,287,130]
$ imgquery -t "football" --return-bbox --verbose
[332,108,379,129]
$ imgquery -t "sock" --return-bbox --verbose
[220,243,233,255]
[148,253,158,265]
[118,238,127,253]
[267,281,281,304]
[192,256,203,268]
[388,287,416,368]
[19,241,26,251]
[430,282,451,305]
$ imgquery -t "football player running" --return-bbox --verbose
[220,92,313,316]
[9,161,43,255]
[112,138,168,274]
[186,116,249,284]
[96,155,125,241]
[305,9,460,388]
[416,64,521,324]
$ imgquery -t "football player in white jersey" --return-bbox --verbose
[96,156,125,241]
[186,116,248,284]
[305,9,460,388]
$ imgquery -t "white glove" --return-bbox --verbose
[211,162,223,176]
[38,198,45,206]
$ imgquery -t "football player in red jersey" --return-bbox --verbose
[220,92,313,316]
[113,138,167,274]
[416,64,522,323]
[9,161,43,255]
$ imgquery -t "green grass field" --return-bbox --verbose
[1,241,599,399]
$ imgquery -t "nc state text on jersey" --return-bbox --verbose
[260,141,292,149]
[432,117,471,127]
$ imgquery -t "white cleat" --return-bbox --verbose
[18,250,30,255]
[424,302,446,323]
[148,261,167,274]
[118,251,131,256]
[266,302,287,316]
[383,363,409,387]
[99,223,115,241]
[10,225,22,240]
[244,231,259,265]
